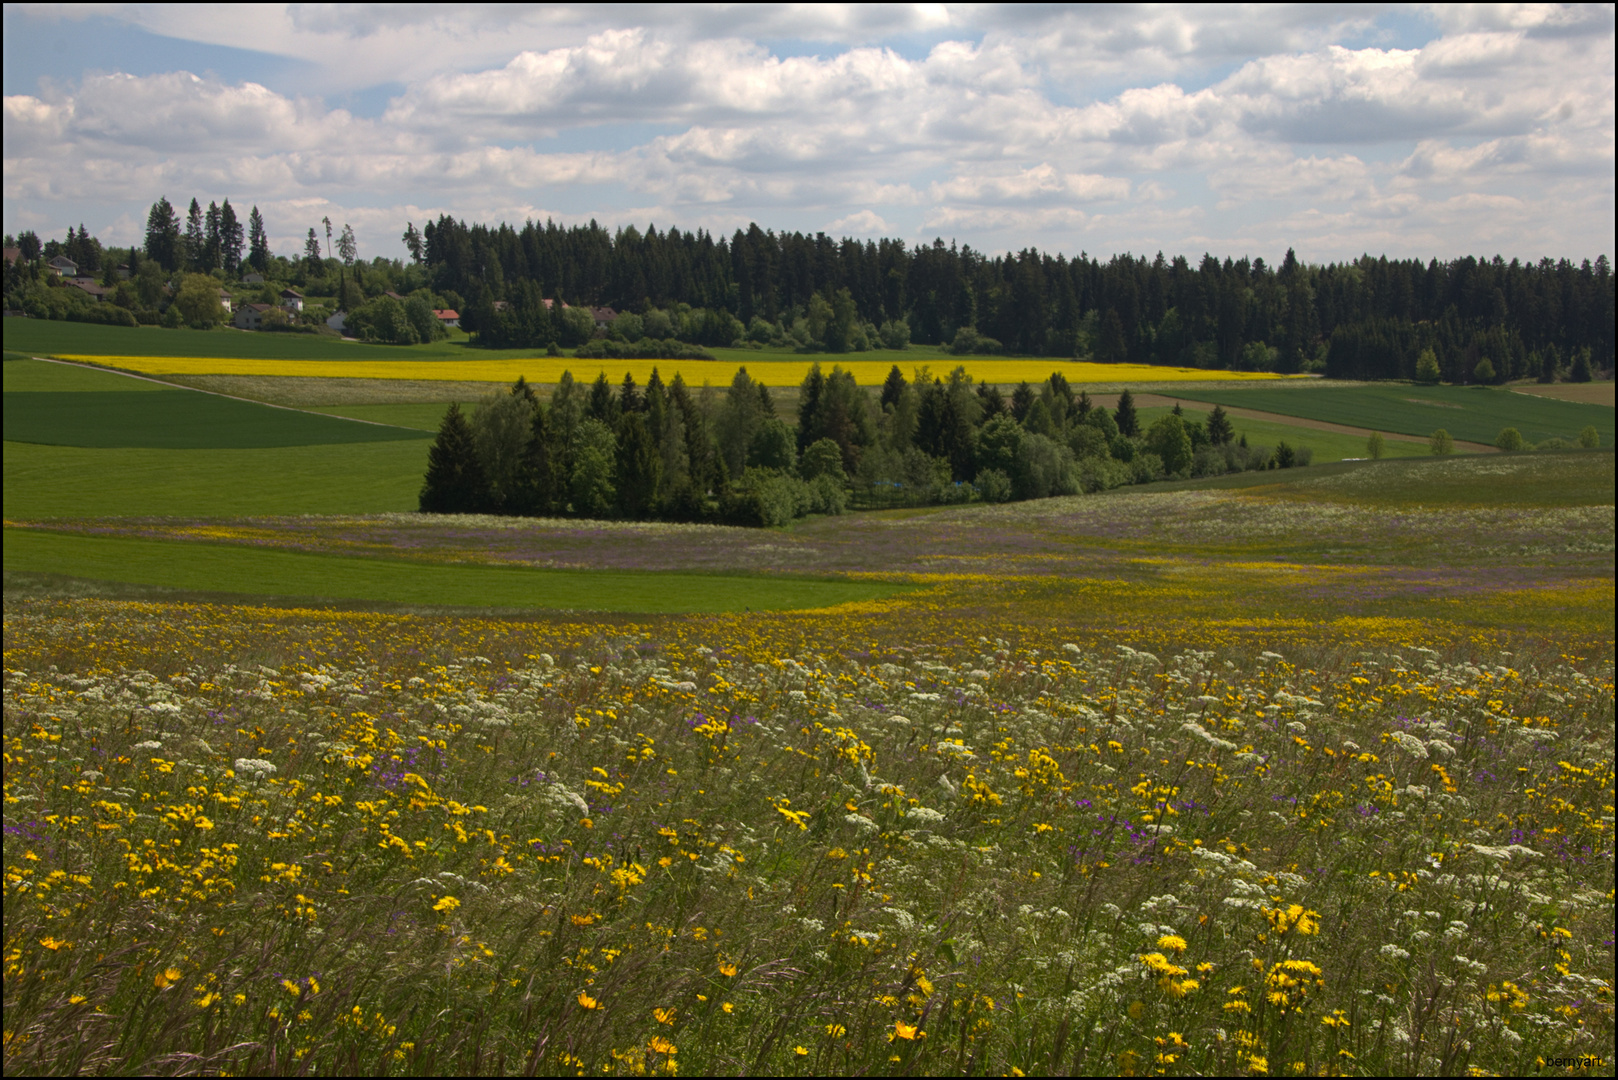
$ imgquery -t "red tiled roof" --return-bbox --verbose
[433,309,460,320]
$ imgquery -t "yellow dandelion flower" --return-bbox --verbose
[892,1020,919,1041]
[68,994,87,1005]
[654,1007,676,1025]
[194,991,220,1008]
[433,895,460,912]
[719,961,738,977]
[1157,934,1188,954]
[722,1002,734,1014]
[793,1046,809,1056]
[154,967,183,990]
[577,992,599,1010]
[648,1036,677,1055]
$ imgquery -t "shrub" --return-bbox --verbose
[1495,427,1526,452]
[1472,357,1496,384]
[947,327,1002,355]
[973,467,1013,504]
[1414,348,1441,384]
[1367,431,1386,459]
[1430,428,1454,455]
[1577,425,1601,449]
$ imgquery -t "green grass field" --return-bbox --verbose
[3,440,430,518]
[1154,447,1615,506]
[1133,405,1429,462]
[4,358,424,449]
[1178,383,1613,446]
[2,528,902,613]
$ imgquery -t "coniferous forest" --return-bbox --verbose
[418,216,1614,382]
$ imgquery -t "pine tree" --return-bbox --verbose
[219,200,244,274]
[1115,388,1139,437]
[1206,404,1234,446]
[247,206,269,272]
[1569,348,1593,383]
[184,199,205,270]
[204,201,222,270]
[615,412,661,518]
[144,197,181,271]
[419,404,488,513]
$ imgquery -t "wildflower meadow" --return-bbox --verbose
[4,454,1614,1076]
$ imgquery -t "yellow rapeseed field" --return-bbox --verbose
[58,354,1305,387]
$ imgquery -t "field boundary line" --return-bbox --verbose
[23,356,426,432]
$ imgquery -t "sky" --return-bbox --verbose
[3,3,1613,266]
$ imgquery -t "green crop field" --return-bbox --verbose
[4,358,424,449]
[1177,383,1613,446]
[1133,405,1429,462]
[3,440,430,518]
[3,529,902,613]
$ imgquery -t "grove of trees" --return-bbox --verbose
[422,366,1300,526]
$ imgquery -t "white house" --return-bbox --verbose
[280,288,304,312]
[47,255,78,276]
[434,308,460,328]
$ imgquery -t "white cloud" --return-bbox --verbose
[2,4,1611,261]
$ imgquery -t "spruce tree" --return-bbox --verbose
[1569,348,1593,383]
[419,404,488,513]
[247,206,270,272]
[1206,404,1234,446]
[1115,388,1139,437]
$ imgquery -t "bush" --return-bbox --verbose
[973,468,1013,504]
[1190,444,1229,478]
[1130,452,1165,484]
[573,338,714,361]
[1495,427,1526,452]
[1429,428,1454,455]
[948,327,1002,355]
[1367,431,1386,459]
[725,468,813,527]
[1578,425,1601,449]
[1473,357,1497,384]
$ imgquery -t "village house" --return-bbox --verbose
[241,271,265,285]
[218,288,233,314]
[589,305,618,330]
[46,254,78,276]
[434,308,460,328]
[234,302,274,330]
[69,280,108,303]
[280,288,304,312]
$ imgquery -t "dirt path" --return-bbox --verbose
[1084,392,1496,452]
[1509,383,1614,406]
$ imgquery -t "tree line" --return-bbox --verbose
[411,215,1614,383]
[422,365,1301,526]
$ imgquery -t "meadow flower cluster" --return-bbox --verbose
[4,600,1612,1075]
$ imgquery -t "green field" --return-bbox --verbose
[1178,383,1613,446]
[1134,405,1429,462]
[3,440,429,518]
[3,528,901,613]
[4,358,424,449]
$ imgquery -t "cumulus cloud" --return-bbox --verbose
[2,4,1611,261]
